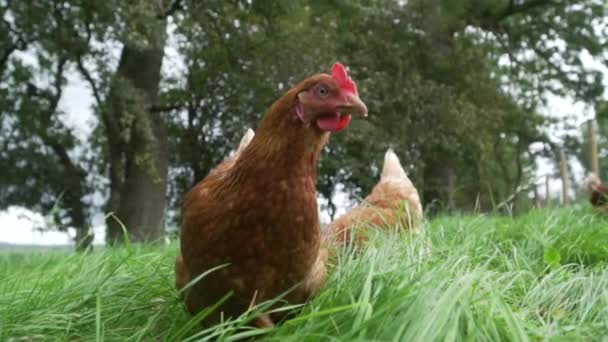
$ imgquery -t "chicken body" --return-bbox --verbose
[175,128,254,292]
[324,149,422,245]
[586,173,608,210]
[182,152,323,326]
[178,64,367,327]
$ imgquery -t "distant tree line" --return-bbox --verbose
[0,0,605,249]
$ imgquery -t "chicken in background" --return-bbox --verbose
[586,173,608,211]
[178,63,367,328]
[324,149,423,246]
[175,128,255,292]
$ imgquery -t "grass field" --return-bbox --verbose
[2,206,608,341]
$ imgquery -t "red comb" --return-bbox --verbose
[331,62,358,95]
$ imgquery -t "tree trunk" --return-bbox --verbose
[106,18,168,244]
[560,150,569,206]
[545,174,550,207]
[422,161,456,215]
[533,186,540,208]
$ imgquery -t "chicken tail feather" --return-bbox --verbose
[380,149,408,182]
[237,128,255,154]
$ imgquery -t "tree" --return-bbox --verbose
[570,101,608,184]
[1,0,606,247]
[308,0,605,212]
[74,1,181,243]
[0,0,107,249]
[0,0,179,246]
[101,4,171,243]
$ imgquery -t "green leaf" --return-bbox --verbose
[544,246,562,268]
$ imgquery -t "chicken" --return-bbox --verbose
[178,63,367,328]
[586,173,608,210]
[324,149,422,245]
[175,128,255,292]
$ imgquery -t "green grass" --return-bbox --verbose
[2,206,608,341]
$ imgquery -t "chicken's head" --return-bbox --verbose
[294,63,367,133]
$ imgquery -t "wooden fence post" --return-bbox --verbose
[589,119,600,176]
[545,175,550,207]
[560,149,569,206]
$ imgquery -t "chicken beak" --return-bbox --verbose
[340,93,368,118]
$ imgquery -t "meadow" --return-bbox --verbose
[2,206,608,341]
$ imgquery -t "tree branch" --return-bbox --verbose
[0,44,16,75]
[76,56,104,109]
[40,55,89,233]
[48,57,67,116]
[27,54,86,191]
[31,56,68,125]
[27,56,72,161]
[531,44,582,97]
[159,0,183,19]
[148,104,184,112]
[496,0,557,22]
[1,13,33,75]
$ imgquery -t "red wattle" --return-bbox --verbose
[316,113,352,132]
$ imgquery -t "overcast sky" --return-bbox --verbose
[1,31,607,246]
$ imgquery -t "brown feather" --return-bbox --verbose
[175,129,254,293]
[590,184,608,207]
[586,173,608,210]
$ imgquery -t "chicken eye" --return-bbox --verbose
[317,85,329,98]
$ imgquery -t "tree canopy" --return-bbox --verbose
[1,0,606,248]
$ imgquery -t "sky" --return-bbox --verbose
[1,26,607,246]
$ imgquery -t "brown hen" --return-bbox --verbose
[586,173,608,211]
[178,63,367,327]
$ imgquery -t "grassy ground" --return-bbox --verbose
[2,206,608,341]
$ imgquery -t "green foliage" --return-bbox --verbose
[0,0,94,233]
[3,207,608,340]
[307,0,555,212]
[570,102,608,183]
[1,0,607,234]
